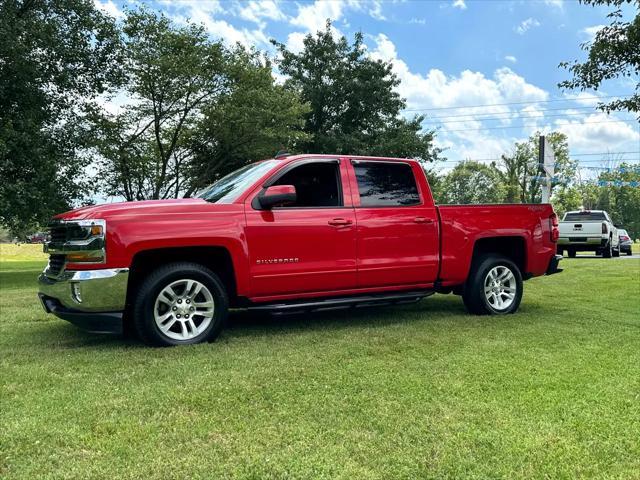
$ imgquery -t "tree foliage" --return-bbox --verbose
[0,0,122,236]
[94,9,309,200]
[273,22,441,161]
[559,0,640,116]
[93,9,230,200]
[439,161,504,204]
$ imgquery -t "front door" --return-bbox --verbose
[348,159,439,288]
[245,159,357,299]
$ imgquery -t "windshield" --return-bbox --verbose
[564,211,606,222]
[197,160,278,203]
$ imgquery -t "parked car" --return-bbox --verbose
[26,232,48,244]
[618,229,633,256]
[557,210,620,258]
[38,154,562,346]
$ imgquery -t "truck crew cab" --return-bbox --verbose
[39,155,562,346]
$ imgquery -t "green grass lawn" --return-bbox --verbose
[1,246,639,479]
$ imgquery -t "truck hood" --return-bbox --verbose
[55,198,236,221]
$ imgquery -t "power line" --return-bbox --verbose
[423,110,630,125]
[439,119,637,133]
[425,105,599,120]
[404,94,633,112]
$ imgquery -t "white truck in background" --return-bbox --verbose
[557,210,620,258]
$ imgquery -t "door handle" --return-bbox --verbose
[414,217,433,224]
[328,218,353,226]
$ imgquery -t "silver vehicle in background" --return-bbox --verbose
[557,210,620,258]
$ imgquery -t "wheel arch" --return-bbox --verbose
[127,246,238,306]
[471,236,527,277]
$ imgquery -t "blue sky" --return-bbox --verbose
[96,0,639,175]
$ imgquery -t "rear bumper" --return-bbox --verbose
[38,268,128,334]
[546,255,563,275]
[557,237,606,246]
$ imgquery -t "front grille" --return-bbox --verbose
[47,254,66,276]
[49,224,68,243]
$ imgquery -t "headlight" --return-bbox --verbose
[45,219,106,264]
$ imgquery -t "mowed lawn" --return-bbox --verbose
[1,244,639,479]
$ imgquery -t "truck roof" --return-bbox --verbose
[272,154,416,163]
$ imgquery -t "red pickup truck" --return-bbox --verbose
[39,155,562,346]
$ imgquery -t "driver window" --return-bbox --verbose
[273,162,342,207]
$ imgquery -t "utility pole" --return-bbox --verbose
[538,135,555,204]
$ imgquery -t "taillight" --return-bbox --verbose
[550,213,559,242]
[602,223,607,234]
[621,235,630,241]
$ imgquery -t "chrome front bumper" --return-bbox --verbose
[38,268,129,312]
[38,268,129,334]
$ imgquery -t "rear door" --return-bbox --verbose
[244,159,357,298]
[348,159,439,288]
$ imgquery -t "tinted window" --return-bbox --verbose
[273,162,342,207]
[198,160,278,203]
[354,162,420,207]
[564,212,606,222]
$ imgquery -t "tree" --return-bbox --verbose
[272,21,441,161]
[93,9,230,201]
[596,163,640,239]
[497,132,576,204]
[440,161,504,204]
[0,0,122,236]
[184,50,309,196]
[559,0,639,117]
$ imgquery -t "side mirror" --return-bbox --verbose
[259,185,296,209]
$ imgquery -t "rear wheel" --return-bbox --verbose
[463,255,523,315]
[567,249,576,258]
[602,241,612,258]
[627,250,633,256]
[613,247,620,257]
[133,262,228,346]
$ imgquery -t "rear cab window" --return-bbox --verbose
[352,161,421,207]
[564,212,606,222]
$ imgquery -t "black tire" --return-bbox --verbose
[556,246,564,256]
[568,249,576,258]
[133,262,228,347]
[613,247,620,258]
[602,241,612,258]
[627,250,633,256]
[462,254,523,315]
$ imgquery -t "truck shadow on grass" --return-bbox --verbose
[33,294,547,349]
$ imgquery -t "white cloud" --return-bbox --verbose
[581,24,605,41]
[290,0,344,33]
[544,0,564,9]
[238,1,287,26]
[286,32,307,54]
[555,113,640,150]
[515,18,540,35]
[368,1,386,20]
[409,17,427,25]
[94,0,123,19]
[370,34,551,161]
[165,2,271,48]
[452,0,467,10]
[504,55,517,63]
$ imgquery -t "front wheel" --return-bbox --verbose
[463,255,523,315]
[133,262,229,346]
[627,250,633,256]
